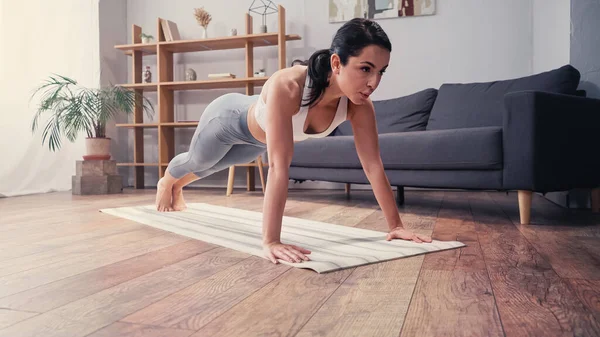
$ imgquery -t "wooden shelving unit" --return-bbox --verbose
[115,6,300,189]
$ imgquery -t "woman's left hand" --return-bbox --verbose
[386,227,432,243]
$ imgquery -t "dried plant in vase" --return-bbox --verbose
[194,7,212,38]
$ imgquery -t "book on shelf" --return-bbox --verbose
[160,19,181,41]
[208,73,236,79]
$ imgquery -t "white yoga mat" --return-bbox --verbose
[100,203,465,273]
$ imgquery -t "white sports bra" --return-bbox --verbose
[253,72,348,142]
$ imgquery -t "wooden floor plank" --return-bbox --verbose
[486,255,600,337]
[297,256,422,337]
[0,248,249,337]
[0,233,188,298]
[322,201,379,227]
[284,202,351,221]
[0,217,133,246]
[87,322,195,337]
[0,228,163,277]
[0,312,94,337]
[401,192,503,337]
[401,270,503,337]
[120,257,289,330]
[0,222,144,262]
[509,229,600,280]
[398,191,445,231]
[48,248,247,324]
[190,268,353,337]
[422,192,486,272]
[1,203,97,224]
[0,193,154,234]
[490,192,600,280]
[0,309,38,330]
[420,238,485,272]
[0,240,214,313]
[565,279,600,324]
[471,192,600,337]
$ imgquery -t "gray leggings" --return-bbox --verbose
[167,93,266,179]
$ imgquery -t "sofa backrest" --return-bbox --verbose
[426,64,581,130]
[332,88,438,136]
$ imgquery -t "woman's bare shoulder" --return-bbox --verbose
[263,66,307,101]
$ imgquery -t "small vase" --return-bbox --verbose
[202,27,208,39]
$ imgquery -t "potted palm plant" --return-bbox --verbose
[30,74,154,160]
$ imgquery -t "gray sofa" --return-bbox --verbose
[286,65,600,224]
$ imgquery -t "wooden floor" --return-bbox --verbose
[0,187,599,337]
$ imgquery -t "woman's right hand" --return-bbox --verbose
[263,241,311,264]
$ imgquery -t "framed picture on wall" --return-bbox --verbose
[329,0,435,23]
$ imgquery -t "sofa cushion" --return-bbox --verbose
[332,88,438,135]
[291,126,503,170]
[426,64,581,130]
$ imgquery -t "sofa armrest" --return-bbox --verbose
[503,90,600,191]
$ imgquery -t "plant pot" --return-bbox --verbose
[142,37,151,43]
[83,137,111,161]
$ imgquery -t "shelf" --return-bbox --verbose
[122,162,267,168]
[116,122,201,128]
[115,33,301,54]
[160,33,301,53]
[116,163,160,167]
[119,83,158,92]
[161,122,198,127]
[119,5,291,189]
[159,77,268,91]
[117,78,266,92]
[116,123,159,128]
[117,43,157,55]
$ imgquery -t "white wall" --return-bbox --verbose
[0,1,3,69]
[0,0,100,197]
[532,0,571,73]
[99,0,131,186]
[121,0,537,189]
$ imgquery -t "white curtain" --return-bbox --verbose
[0,0,100,197]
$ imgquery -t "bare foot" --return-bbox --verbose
[172,186,187,211]
[155,178,173,212]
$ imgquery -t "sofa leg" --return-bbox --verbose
[345,183,351,198]
[396,186,405,206]
[591,188,600,213]
[518,190,532,224]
